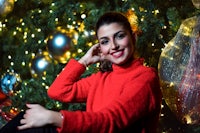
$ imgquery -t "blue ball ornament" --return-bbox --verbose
[0,72,20,95]
[30,51,51,78]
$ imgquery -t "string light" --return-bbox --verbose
[51,3,55,6]
[84,31,89,36]
[8,55,11,59]
[21,61,25,66]
[31,34,35,38]
[81,14,86,19]
[152,9,159,15]
[77,49,83,53]
[163,25,167,29]
[38,10,42,13]
[10,62,14,66]
[37,28,41,32]
[13,31,17,35]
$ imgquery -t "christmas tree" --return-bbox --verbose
[0,0,199,132]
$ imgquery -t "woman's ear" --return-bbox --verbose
[132,32,137,44]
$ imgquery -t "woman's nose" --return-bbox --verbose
[110,40,119,50]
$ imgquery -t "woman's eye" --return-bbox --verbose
[116,33,125,39]
[100,40,108,45]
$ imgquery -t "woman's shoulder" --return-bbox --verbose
[127,59,159,81]
[138,64,158,76]
[132,58,158,73]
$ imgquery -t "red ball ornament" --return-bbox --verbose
[0,89,6,102]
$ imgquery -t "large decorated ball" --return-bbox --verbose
[192,0,200,9]
[0,72,21,96]
[47,32,71,64]
[30,51,52,78]
[158,16,200,125]
[0,0,14,16]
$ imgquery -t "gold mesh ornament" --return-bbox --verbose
[158,15,200,125]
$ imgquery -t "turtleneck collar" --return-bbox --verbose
[112,58,144,73]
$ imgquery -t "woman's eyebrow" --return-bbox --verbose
[99,30,125,40]
[99,36,108,40]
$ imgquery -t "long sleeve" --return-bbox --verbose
[48,59,92,102]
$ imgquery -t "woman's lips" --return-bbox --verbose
[111,50,124,58]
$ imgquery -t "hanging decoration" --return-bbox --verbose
[125,9,141,35]
[158,15,200,125]
[29,51,52,78]
[192,0,200,9]
[47,32,72,64]
[46,26,79,64]
[0,0,15,16]
[0,72,21,96]
[0,98,18,122]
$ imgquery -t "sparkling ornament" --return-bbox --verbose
[0,72,21,96]
[0,99,18,122]
[158,15,200,125]
[47,32,72,64]
[0,0,14,16]
[125,9,141,35]
[192,0,200,9]
[30,51,52,78]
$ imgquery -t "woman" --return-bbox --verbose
[2,12,162,133]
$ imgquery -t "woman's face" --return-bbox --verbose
[97,23,135,65]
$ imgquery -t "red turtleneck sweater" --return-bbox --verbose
[48,58,162,133]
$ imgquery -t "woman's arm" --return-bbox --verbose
[48,43,101,103]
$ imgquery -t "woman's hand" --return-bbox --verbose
[18,104,63,130]
[78,43,103,67]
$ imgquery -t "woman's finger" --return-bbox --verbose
[20,118,26,125]
[18,122,33,130]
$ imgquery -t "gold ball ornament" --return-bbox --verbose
[29,51,52,78]
[47,32,72,64]
[158,16,200,125]
[0,0,14,16]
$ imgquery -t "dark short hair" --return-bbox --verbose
[95,12,133,36]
